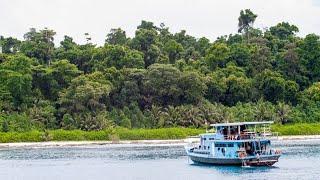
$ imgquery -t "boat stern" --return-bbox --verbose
[245,154,281,166]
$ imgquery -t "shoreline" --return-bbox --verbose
[1,135,320,149]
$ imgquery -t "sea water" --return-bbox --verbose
[0,139,319,180]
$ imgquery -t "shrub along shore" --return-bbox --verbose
[272,123,320,136]
[0,124,320,143]
[0,128,204,143]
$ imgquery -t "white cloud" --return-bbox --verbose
[0,0,319,45]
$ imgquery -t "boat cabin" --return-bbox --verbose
[211,121,274,140]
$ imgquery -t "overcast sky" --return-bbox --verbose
[1,0,320,45]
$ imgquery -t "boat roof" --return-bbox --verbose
[213,139,271,143]
[210,121,273,127]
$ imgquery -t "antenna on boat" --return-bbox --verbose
[205,120,208,133]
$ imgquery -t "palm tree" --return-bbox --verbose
[238,9,258,40]
[165,105,180,127]
[149,105,164,127]
[181,106,204,127]
[276,102,292,124]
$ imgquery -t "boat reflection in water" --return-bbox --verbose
[185,121,281,166]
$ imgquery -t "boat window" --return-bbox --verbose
[203,138,206,140]
[215,143,234,148]
[215,143,227,147]
[209,138,215,140]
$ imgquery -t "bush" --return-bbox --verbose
[26,100,57,129]
[1,113,33,132]
[0,128,204,142]
[116,127,204,140]
[272,123,320,135]
[0,131,43,143]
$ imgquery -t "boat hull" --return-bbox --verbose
[188,154,280,166]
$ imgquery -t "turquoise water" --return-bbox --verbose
[0,139,320,180]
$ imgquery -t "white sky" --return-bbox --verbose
[1,0,320,45]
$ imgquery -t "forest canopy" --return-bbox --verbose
[1,9,320,132]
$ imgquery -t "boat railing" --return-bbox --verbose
[253,148,282,156]
[222,131,278,140]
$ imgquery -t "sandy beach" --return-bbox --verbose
[0,135,319,149]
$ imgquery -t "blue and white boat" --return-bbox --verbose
[185,121,281,166]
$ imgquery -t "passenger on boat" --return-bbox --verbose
[236,135,241,140]
[245,143,255,156]
[221,148,226,156]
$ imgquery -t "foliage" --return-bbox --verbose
[205,42,230,70]
[92,45,144,70]
[32,59,82,100]
[0,113,33,132]
[1,11,320,134]
[0,128,204,142]
[272,123,320,135]
[269,22,299,40]
[26,100,57,129]
[58,72,112,130]
[238,9,257,40]
[20,28,56,65]
[0,55,33,109]
[254,69,298,103]
[164,39,184,64]
[106,28,128,45]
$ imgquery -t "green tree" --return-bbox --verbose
[277,44,309,89]
[248,45,273,76]
[32,59,82,100]
[164,39,184,64]
[0,36,20,53]
[299,82,320,106]
[179,71,207,104]
[253,100,276,122]
[225,75,252,106]
[55,36,95,72]
[109,68,145,108]
[174,30,197,49]
[254,70,298,103]
[229,43,251,66]
[206,63,252,105]
[59,72,112,130]
[205,42,230,70]
[298,34,320,82]
[20,28,56,65]
[137,20,156,30]
[131,29,160,67]
[143,64,182,106]
[106,28,127,45]
[26,100,57,129]
[275,102,293,124]
[0,55,33,108]
[238,9,258,40]
[196,37,211,56]
[269,22,299,40]
[92,45,144,70]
